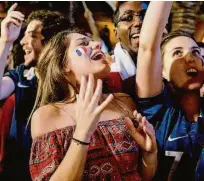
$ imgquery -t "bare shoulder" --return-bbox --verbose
[31,104,72,139]
[112,93,137,111]
[31,104,59,139]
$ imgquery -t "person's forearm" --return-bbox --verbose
[141,151,158,181]
[195,21,204,42]
[49,132,90,181]
[139,2,172,49]
[86,18,101,41]
[0,39,12,89]
[136,2,172,98]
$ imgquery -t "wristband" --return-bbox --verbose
[72,137,90,145]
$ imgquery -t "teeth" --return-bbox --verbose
[186,68,198,76]
[186,68,197,73]
[92,52,103,60]
[131,34,139,38]
[25,50,31,55]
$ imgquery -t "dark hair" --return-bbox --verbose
[12,43,24,67]
[197,42,204,48]
[27,10,70,45]
[112,2,126,26]
[161,31,196,52]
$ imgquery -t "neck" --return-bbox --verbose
[175,89,200,122]
[120,43,137,65]
[129,51,137,65]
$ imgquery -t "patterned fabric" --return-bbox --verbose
[30,118,142,181]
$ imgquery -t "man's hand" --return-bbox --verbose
[1,3,24,44]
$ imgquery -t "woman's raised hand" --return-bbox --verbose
[1,3,24,44]
[74,74,113,142]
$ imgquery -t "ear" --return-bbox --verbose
[114,27,120,41]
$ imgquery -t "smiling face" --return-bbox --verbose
[114,2,144,55]
[162,36,204,90]
[20,20,44,66]
[66,33,110,83]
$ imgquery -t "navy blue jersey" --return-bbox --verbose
[137,84,203,181]
[5,64,37,147]
[3,64,37,181]
[195,148,204,181]
[195,117,204,181]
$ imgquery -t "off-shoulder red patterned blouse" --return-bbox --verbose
[30,118,142,181]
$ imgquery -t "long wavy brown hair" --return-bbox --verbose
[31,28,86,117]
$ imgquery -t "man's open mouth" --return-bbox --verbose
[130,33,139,39]
[24,49,32,55]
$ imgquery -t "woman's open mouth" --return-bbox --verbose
[186,68,198,77]
[91,52,104,61]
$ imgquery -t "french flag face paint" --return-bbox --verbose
[76,48,83,56]
[76,47,92,57]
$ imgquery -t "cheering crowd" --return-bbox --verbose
[0,1,204,181]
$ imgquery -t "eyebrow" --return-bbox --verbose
[170,46,201,53]
[24,30,36,36]
[25,29,40,34]
[76,37,89,41]
[191,46,200,50]
[76,37,93,42]
[123,10,134,14]
[170,47,182,52]
[120,10,135,17]
[122,9,143,15]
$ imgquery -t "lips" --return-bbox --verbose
[186,67,198,77]
[91,51,105,61]
[25,50,32,55]
[130,27,140,39]
[23,46,32,55]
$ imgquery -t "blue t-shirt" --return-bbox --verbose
[137,84,203,181]
[5,64,37,147]
[195,117,204,181]
[3,64,37,181]
[195,148,204,181]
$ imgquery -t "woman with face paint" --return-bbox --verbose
[28,27,157,181]
[136,1,204,181]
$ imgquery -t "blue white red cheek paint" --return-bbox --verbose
[76,47,92,57]
[76,47,84,56]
